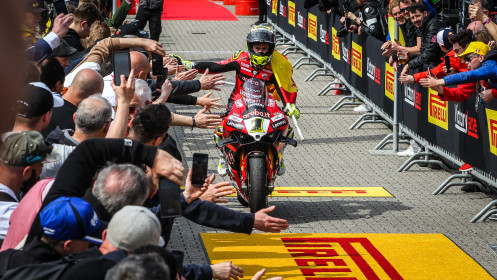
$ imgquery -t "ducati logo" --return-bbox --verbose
[252,70,259,76]
[262,73,268,79]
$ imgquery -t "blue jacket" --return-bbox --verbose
[443,50,497,90]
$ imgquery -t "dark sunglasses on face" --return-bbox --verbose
[464,54,479,62]
[400,8,408,13]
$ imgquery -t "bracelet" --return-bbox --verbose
[483,18,491,25]
[191,116,196,130]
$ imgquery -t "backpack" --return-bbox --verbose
[1,256,76,280]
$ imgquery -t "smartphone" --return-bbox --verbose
[191,153,208,187]
[444,56,451,73]
[53,0,69,15]
[112,51,131,86]
[152,53,164,76]
[171,250,184,277]
[427,67,432,77]
[158,178,182,218]
[345,17,352,30]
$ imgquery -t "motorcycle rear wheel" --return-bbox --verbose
[248,156,267,213]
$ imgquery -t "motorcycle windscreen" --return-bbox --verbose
[241,78,267,109]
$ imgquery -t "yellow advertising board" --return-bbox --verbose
[288,1,295,26]
[271,0,277,15]
[385,62,395,101]
[428,89,448,130]
[486,108,497,156]
[351,41,362,77]
[308,13,317,41]
[331,27,340,60]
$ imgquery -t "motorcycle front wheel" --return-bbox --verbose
[248,156,268,213]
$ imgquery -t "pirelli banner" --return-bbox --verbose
[268,0,393,118]
[268,1,497,178]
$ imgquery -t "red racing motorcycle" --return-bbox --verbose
[216,77,297,213]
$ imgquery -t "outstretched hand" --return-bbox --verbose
[253,206,289,233]
[194,107,222,129]
[200,68,226,91]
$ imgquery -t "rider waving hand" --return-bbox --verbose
[186,25,300,119]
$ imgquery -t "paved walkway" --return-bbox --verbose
[150,4,497,278]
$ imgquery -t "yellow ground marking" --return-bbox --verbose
[201,233,493,280]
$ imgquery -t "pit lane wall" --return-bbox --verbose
[268,0,497,181]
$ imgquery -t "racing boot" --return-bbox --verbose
[277,128,294,176]
[214,134,228,176]
[218,155,228,177]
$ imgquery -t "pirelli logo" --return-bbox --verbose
[486,108,497,156]
[385,62,395,101]
[288,1,295,26]
[351,41,362,77]
[272,0,278,15]
[308,13,317,41]
[282,237,404,279]
[428,89,448,130]
[332,27,340,60]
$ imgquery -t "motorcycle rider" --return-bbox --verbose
[186,25,300,176]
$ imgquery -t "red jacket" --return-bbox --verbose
[413,50,468,82]
[441,79,497,102]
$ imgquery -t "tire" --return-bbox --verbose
[237,193,249,207]
[248,156,267,213]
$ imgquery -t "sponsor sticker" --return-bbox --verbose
[235,99,244,108]
[271,113,284,122]
[366,57,380,85]
[228,115,243,123]
[297,11,305,30]
[271,0,277,14]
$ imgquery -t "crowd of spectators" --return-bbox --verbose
[0,0,289,279]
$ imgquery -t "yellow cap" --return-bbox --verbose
[458,41,490,58]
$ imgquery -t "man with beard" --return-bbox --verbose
[400,3,443,76]
[0,131,60,243]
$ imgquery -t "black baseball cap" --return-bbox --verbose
[16,83,64,118]
[115,23,149,39]
[29,0,46,13]
[51,39,78,58]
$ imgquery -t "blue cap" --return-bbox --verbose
[40,197,102,245]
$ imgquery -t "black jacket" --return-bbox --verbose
[0,237,62,273]
[358,1,387,41]
[408,12,444,69]
[62,29,85,53]
[401,20,420,48]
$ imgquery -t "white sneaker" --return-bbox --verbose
[354,103,372,112]
[397,145,414,157]
[218,158,228,176]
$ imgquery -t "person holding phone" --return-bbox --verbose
[420,41,497,103]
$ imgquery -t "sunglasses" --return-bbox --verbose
[400,8,408,13]
[463,54,479,62]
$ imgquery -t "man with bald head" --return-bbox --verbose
[102,51,149,106]
[43,68,104,137]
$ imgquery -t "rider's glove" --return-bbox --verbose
[285,103,300,119]
[183,61,194,70]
